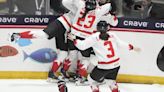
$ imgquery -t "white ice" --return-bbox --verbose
[0,79,164,92]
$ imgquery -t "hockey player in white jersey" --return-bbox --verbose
[62,0,113,85]
[68,20,141,92]
[9,0,77,82]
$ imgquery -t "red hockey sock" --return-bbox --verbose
[51,61,62,72]
[110,83,119,92]
[77,62,87,77]
[63,59,71,71]
[91,85,99,92]
[111,88,119,92]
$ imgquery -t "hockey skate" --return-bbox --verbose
[75,77,106,86]
[58,68,70,82]
[67,72,79,82]
[75,76,89,86]
[47,70,59,83]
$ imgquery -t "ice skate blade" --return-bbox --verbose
[58,75,70,82]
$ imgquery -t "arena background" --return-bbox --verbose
[0,0,163,84]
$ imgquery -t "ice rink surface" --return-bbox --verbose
[0,79,164,92]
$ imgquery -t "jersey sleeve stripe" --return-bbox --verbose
[61,16,72,28]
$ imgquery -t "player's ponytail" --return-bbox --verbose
[99,32,109,40]
[97,21,109,40]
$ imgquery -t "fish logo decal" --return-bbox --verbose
[0,45,18,57]
[23,48,57,63]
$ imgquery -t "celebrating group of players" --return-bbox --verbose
[10,0,141,92]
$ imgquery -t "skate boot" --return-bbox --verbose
[68,72,79,82]
[61,68,70,78]
[59,68,70,82]
[47,70,59,83]
[58,80,68,92]
[75,76,89,86]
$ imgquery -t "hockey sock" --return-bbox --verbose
[51,61,62,72]
[106,80,119,92]
[63,59,71,71]
[91,85,100,92]
[78,63,88,77]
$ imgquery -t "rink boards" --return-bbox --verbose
[0,16,164,84]
[0,15,164,84]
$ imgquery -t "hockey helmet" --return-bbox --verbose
[97,21,108,33]
[85,0,97,11]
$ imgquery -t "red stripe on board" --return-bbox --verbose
[0,25,163,34]
[0,25,46,29]
[111,28,164,34]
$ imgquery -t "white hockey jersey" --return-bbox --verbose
[57,12,75,31]
[69,0,111,38]
[74,32,134,69]
[101,13,118,27]
[57,0,78,31]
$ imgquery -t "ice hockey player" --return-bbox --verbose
[9,0,77,82]
[63,0,112,85]
[68,20,141,92]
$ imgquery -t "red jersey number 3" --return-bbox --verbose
[104,41,115,58]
